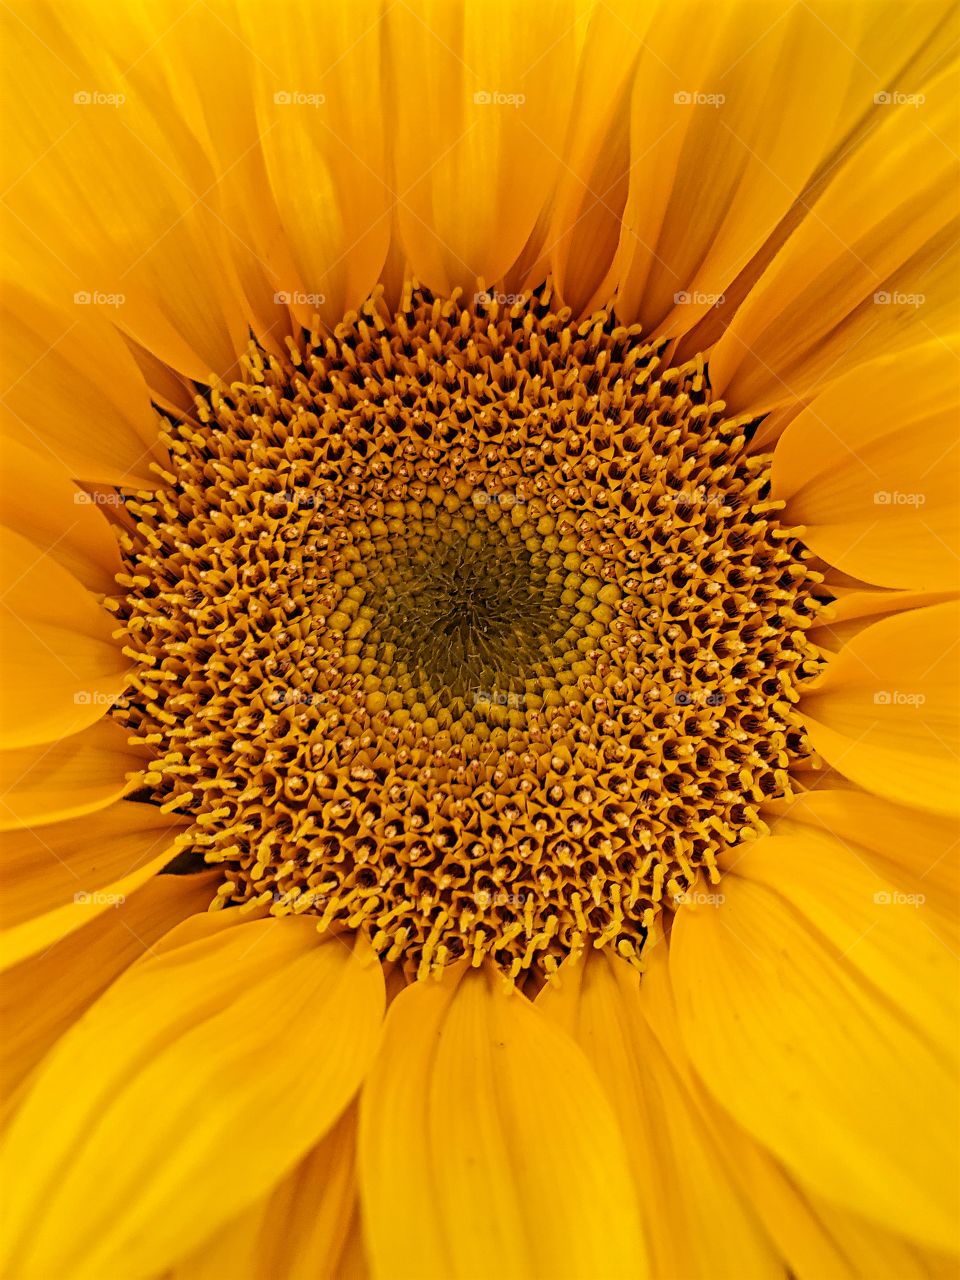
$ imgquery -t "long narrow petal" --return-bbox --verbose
[720,832,959,1064]
[614,0,954,340]
[537,947,783,1278]
[670,874,959,1252]
[0,285,167,489]
[0,921,385,1278]
[232,0,392,329]
[1,870,219,1099]
[359,963,647,1279]
[0,529,130,748]
[710,60,959,413]
[800,601,960,817]
[175,1104,360,1280]
[764,787,959,941]
[386,0,578,296]
[771,342,960,589]
[2,10,252,382]
[0,798,190,970]
[0,718,144,829]
[1,436,125,596]
[808,587,958,655]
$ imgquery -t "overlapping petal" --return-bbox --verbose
[772,342,960,590]
[0,530,130,748]
[359,962,647,1279]
[800,601,960,817]
[670,867,959,1253]
[0,920,385,1278]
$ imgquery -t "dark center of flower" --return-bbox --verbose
[111,283,822,982]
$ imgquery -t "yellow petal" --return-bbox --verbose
[176,1104,360,1280]
[535,1,652,314]
[1,435,124,595]
[1,870,218,1100]
[670,876,959,1252]
[720,832,959,1065]
[813,1196,960,1280]
[0,529,130,748]
[0,284,167,489]
[0,718,144,829]
[0,798,190,971]
[615,0,953,340]
[801,601,960,817]
[359,963,647,1279]
[386,0,578,296]
[2,11,251,382]
[763,788,960,951]
[234,1,392,329]
[537,947,783,1278]
[808,586,958,655]
[710,60,960,413]
[771,342,960,589]
[0,922,384,1278]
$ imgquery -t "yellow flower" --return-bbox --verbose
[1,1,958,1277]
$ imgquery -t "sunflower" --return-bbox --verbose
[1,0,958,1276]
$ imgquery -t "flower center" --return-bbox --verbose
[111,284,822,981]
